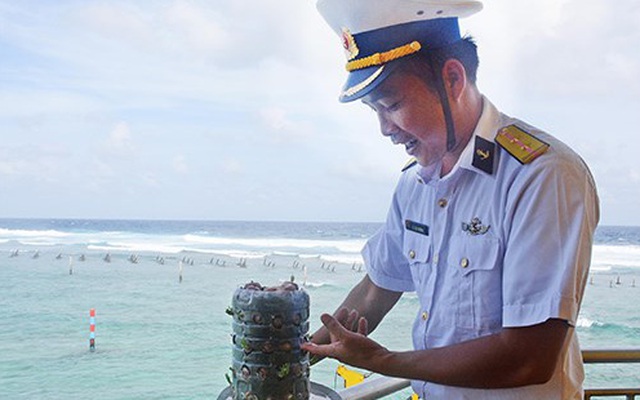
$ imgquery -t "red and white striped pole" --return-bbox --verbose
[89,308,96,352]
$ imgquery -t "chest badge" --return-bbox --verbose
[462,217,490,236]
[405,219,429,236]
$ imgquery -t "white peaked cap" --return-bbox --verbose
[318,0,483,35]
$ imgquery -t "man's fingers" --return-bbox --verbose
[346,309,360,331]
[301,341,335,358]
[358,316,368,336]
[333,307,362,332]
[321,313,344,335]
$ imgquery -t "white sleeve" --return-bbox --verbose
[501,155,599,327]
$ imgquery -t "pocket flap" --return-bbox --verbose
[403,231,431,264]
[447,236,500,276]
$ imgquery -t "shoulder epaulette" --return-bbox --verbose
[401,157,418,172]
[495,124,550,164]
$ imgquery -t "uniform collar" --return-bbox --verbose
[453,96,500,176]
[417,96,500,183]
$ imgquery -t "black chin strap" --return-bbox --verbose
[428,54,456,152]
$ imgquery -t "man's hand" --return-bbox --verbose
[333,307,367,334]
[302,313,390,371]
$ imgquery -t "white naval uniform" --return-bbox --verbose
[362,97,599,399]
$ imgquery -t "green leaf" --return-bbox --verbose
[277,363,290,379]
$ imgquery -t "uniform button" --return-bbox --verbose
[421,311,429,321]
[409,250,416,259]
[460,258,469,268]
[433,254,439,264]
[438,198,448,208]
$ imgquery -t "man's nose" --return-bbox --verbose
[378,112,397,137]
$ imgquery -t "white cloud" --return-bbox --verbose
[105,122,135,154]
[260,107,294,132]
[172,154,189,174]
[76,3,152,48]
[162,2,228,53]
[0,160,23,176]
[220,158,244,175]
[0,0,639,223]
[0,145,66,183]
[258,106,314,143]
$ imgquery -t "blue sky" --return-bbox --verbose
[1,0,639,225]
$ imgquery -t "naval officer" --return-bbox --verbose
[301,0,600,398]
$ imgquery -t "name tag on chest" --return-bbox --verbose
[405,219,429,236]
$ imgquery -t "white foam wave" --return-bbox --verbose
[0,228,69,238]
[87,243,183,254]
[302,281,329,289]
[319,254,364,265]
[576,316,603,328]
[592,244,640,269]
[272,251,299,257]
[17,241,58,247]
[197,250,267,259]
[183,234,366,253]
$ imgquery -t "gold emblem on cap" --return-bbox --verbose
[341,28,359,61]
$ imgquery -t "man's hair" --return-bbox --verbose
[397,36,479,90]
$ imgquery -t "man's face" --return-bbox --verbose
[362,71,446,167]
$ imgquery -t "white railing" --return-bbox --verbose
[336,349,640,400]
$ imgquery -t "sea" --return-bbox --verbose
[0,219,638,399]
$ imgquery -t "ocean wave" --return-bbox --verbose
[182,234,366,253]
[319,254,364,265]
[195,249,267,259]
[0,228,70,238]
[590,265,612,272]
[87,243,184,254]
[577,316,604,328]
[576,316,640,337]
[19,240,64,247]
[272,251,299,257]
[301,281,330,289]
[592,244,640,269]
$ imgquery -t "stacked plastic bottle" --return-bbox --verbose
[230,281,310,400]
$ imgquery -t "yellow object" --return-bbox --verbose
[410,393,419,400]
[495,125,550,164]
[346,41,422,71]
[336,365,366,388]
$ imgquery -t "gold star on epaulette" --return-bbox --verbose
[401,157,418,172]
[495,125,550,164]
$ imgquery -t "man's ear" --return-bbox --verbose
[442,59,467,101]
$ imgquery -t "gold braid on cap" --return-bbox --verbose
[345,41,422,72]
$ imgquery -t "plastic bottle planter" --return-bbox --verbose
[229,282,310,400]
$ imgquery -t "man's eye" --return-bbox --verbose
[387,101,401,112]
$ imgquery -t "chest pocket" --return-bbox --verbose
[447,235,502,332]
[403,230,432,287]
